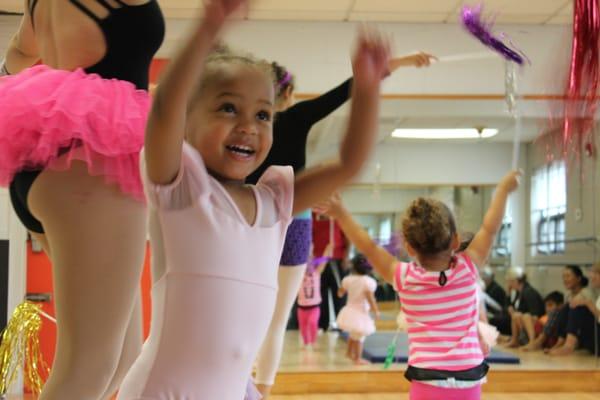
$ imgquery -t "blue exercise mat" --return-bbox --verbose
[360,332,521,364]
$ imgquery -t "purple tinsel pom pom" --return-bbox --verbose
[461,4,526,65]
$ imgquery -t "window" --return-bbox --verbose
[493,198,511,257]
[531,161,566,254]
[379,217,392,243]
[494,222,511,257]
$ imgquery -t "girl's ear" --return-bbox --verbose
[284,84,294,100]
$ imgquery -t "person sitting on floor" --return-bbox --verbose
[504,266,545,348]
[548,265,599,356]
[521,291,564,351]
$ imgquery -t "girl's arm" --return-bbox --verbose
[292,28,390,214]
[466,170,521,267]
[366,290,380,319]
[316,193,397,285]
[386,52,435,75]
[315,242,333,274]
[3,2,39,74]
[145,0,246,185]
[337,286,347,298]
[315,259,328,275]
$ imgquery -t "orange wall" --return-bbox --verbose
[25,242,56,370]
[150,58,169,83]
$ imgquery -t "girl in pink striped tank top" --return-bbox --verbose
[316,170,520,400]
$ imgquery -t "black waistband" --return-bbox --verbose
[297,304,321,310]
[405,363,489,382]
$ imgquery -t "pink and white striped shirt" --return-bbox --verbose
[394,253,483,371]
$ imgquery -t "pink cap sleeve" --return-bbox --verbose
[459,253,479,279]
[341,276,350,290]
[366,276,377,293]
[256,165,294,222]
[141,142,211,210]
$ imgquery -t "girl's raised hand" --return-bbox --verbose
[352,26,392,90]
[313,192,345,220]
[203,0,248,33]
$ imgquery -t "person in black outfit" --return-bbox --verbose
[250,53,436,397]
[548,265,598,356]
[481,267,510,335]
[481,266,507,318]
[505,266,545,347]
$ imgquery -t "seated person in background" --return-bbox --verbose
[548,265,598,356]
[482,266,507,320]
[521,291,564,351]
[504,266,545,348]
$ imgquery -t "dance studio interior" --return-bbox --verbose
[0,1,599,399]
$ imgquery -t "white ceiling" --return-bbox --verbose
[0,0,573,25]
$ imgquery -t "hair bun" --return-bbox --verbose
[402,198,457,256]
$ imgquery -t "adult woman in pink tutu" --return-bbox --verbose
[0,1,164,398]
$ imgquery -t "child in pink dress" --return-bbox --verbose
[117,1,391,399]
[317,170,520,400]
[337,254,380,364]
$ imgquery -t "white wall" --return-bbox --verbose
[158,19,571,96]
[0,188,10,240]
[341,186,426,214]
[315,141,515,186]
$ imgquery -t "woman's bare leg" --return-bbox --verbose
[99,291,143,400]
[521,313,537,343]
[507,313,523,348]
[29,162,147,400]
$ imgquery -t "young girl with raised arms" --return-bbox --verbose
[117,0,390,398]
[317,170,520,400]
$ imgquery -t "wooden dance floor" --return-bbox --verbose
[6,310,600,399]
[268,308,600,397]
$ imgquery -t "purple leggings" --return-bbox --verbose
[280,218,312,266]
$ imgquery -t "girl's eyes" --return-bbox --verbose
[218,103,271,122]
[257,110,272,122]
[219,103,237,114]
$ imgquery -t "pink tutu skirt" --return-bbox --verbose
[337,305,376,337]
[0,65,151,201]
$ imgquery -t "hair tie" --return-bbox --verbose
[277,71,292,88]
